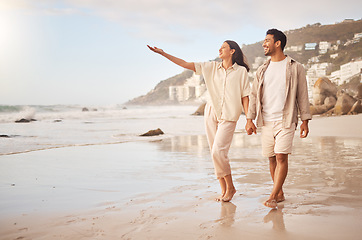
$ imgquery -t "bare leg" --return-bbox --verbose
[264,154,288,208]
[222,174,236,202]
[269,156,285,202]
[216,178,226,201]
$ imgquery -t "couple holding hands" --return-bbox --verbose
[148,29,312,209]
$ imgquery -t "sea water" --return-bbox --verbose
[0,104,212,155]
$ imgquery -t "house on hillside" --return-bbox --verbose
[319,41,331,54]
[305,43,317,50]
[169,73,206,103]
[330,59,362,85]
[285,45,303,52]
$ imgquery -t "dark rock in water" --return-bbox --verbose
[192,103,206,116]
[140,128,164,136]
[122,106,127,110]
[0,134,10,138]
[54,119,62,123]
[82,107,89,112]
[15,118,36,123]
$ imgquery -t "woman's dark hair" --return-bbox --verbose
[224,40,250,72]
[266,29,287,51]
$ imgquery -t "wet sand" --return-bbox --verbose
[0,114,362,240]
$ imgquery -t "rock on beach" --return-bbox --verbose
[140,128,164,137]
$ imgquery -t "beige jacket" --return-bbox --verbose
[247,56,312,128]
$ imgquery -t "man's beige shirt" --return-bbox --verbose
[195,61,250,122]
[247,56,312,128]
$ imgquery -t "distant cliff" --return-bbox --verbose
[127,70,194,105]
[244,19,362,66]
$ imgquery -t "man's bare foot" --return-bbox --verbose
[222,188,236,202]
[277,194,285,203]
[263,199,277,209]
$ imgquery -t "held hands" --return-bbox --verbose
[300,120,309,138]
[245,119,257,135]
[147,45,164,55]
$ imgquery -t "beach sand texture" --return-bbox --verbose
[0,114,362,240]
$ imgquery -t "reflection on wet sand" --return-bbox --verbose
[216,202,237,227]
[154,134,362,214]
[264,206,286,231]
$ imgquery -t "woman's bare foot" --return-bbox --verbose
[263,199,277,209]
[215,192,225,202]
[222,188,236,202]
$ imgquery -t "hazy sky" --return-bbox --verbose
[1,0,361,105]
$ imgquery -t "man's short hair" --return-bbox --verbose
[266,29,287,51]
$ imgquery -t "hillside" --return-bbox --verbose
[127,19,362,105]
[244,19,362,65]
[127,70,193,105]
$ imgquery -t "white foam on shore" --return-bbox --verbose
[0,105,209,155]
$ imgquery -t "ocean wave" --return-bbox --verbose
[0,105,23,113]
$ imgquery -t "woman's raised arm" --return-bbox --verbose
[147,45,196,72]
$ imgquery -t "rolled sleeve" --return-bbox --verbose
[246,75,259,120]
[241,69,251,98]
[194,62,203,75]
[297,65,312,121]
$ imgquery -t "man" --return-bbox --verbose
[245,29,312,208]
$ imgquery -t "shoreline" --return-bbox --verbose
[2,114,361,157]
[1,114,362,239]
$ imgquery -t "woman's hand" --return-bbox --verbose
[146,45,196,71]
[147,45,164,55]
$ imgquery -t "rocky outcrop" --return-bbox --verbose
[358,83,362,99]
[310,104,329,115]
[312,77,337,106]
[334,91,357,115]
[310,76,362,116]
[348,99,362,114]
[140,128,164,136]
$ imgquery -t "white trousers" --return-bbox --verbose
[204,103,236,179]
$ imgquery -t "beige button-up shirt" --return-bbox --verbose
[195,61,250,122]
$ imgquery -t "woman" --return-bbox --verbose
[147,41,250,202]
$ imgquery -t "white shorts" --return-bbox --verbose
[261,121,296,158]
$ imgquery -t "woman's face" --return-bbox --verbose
[219,42,235,60]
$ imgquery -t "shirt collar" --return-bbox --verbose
[217,61,238,70]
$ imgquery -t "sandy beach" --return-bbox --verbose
[1,114,362,240]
